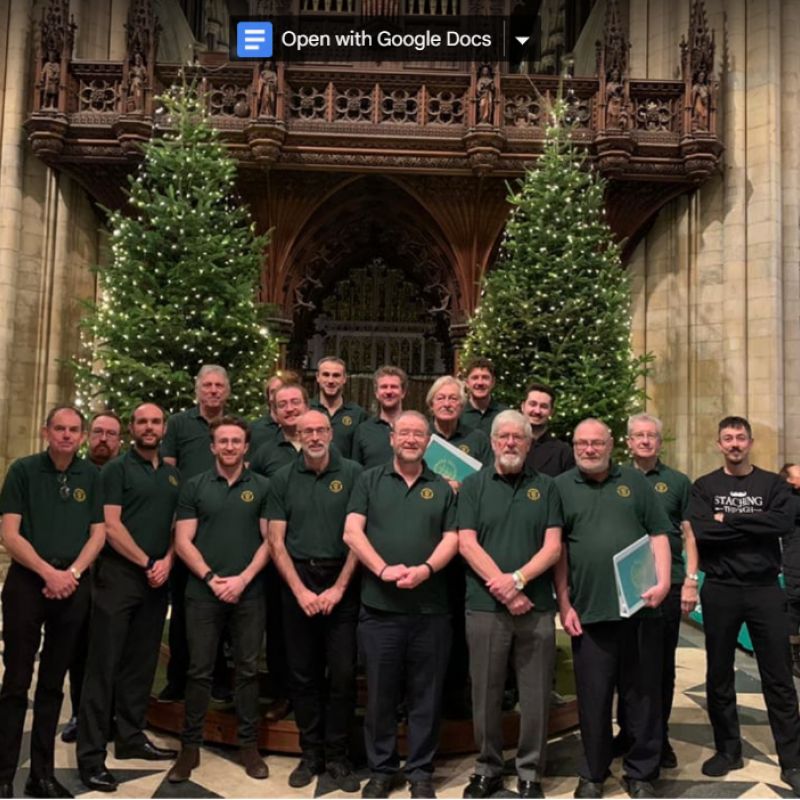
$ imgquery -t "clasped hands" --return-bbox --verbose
[485,572,533,616]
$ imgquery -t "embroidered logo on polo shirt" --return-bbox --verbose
[654,481,668,494]
[342,416,353,427]
[458,444,471,454]
[329,480,343,493]
[73,488,87,503]
[169,475,179,487]
[527,487,541,501]
[420,487,434,500]
[617,485,631,498]
[241,490,255,503]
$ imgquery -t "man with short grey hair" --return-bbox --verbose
[458,410,562,799]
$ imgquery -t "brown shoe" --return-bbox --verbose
[264,697,291,722]
[167,746,199,783]
[240,745,269,780]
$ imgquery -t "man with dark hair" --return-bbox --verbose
[169,416,270,784]
[250,369,302,454]
[61,411,124,745]
[352,366,408,469]
[344,410,458,799]
[160,364,231,703]
[311,357,367,458]
[0,405,105,799]
[268,410,363,792]
[459,358,507,435]
[779,462,800,677]
[521,383,574,478]
[688,416,800,792]
[77,403,180,792]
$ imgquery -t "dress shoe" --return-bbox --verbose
[328,761,360,793]
[167,746,200,783]
[621,777,656,799]
[660,741,677,769]
[240,745,268,779]
[289,758,324,788]
[156,683,184,703]
[574,777,604,799]
[362,775,394,798]
[24,776,74,798]
[700,752,743,777]
[79,766,118,793]
[115,739,178,760]
[517,780,544,798]
[410,779,436,798]
[61,717,78,744]
[462,774,504,798]
[781,768,800,794]
[0,783,13,799]
[264,697,291,722]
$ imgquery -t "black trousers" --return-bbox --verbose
[281,560,358,763]
[443,561,470,711]
[617,584,681,744]
[77,554,168,769]
[0,562,90,782]
[183,596,265,747]
[572,618,663,783]
[67,612,89,718]
[785,577,800,633]
[701,580,800,768]
[264,562,289,699]
[358,608,451,782]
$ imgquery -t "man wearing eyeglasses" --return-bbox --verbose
[344,411,458,799]
[554,418,671,800]
[77,403,180,792]
[612,414,696,771]
[0,405,106,799]
[267,410,362,792]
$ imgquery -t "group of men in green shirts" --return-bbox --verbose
[3,355,800,800]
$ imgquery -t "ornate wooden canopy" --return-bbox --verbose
[26,0,723,351]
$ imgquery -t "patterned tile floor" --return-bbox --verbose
[4,621,800,798]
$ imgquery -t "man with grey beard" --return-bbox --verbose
[458,410,562,799]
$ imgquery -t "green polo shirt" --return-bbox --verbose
[635,460,691,585]
[310,398,367,459]
[459,398,507,435]
[435,422,492,467]
[249,431,302,478]
[458,466,562,612]
[266,450,363,559]
[249,414,280,455]
[176,467,269,601]
[101,449,181,558]
[161,406,214,479]
[555,464,672,624]
[0,451,103,563]
[347,462,457,614]
[352,416,394,469]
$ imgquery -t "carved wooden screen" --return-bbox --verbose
[306,258,447,411]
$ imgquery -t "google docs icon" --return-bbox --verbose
[237,21,273,58]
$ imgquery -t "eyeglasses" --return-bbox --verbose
[494,432,526,442]
[57,472,71,500]
[299,427,330,437]
[629,432,659,441]
[573,439,608,450]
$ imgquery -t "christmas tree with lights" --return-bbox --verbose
[72,83,278,419]
[462,103,650,441]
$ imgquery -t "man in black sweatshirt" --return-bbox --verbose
[688,416,800,793]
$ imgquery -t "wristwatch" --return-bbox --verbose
[69,566,82,580]
[513,570,526,591]
[685,572,700,582]
[203,569,216,584]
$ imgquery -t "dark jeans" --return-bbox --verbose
[572,618,663,783]
[183,595,265,747]
[281,560,358,763]
[702,580,800,768]
[77,554,168,769]
[0,562,90,782]
[358,607,451,782]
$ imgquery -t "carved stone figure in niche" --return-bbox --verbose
[257,61,277,117]
[691,68,710,131]
[605,67,627,130]
[476,64,495,125]
[40,51,60,110]
[126,52,147,113]
[205,0,230,51]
